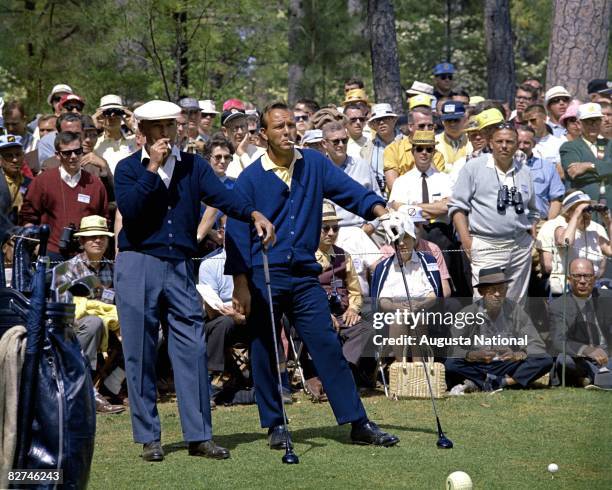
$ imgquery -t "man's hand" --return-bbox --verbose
[567,162,595,179]
[146,138,171,172]
[81,152,109,176]
[380,210,403,243]
[466,350,496,363]
[361,223,375,236]
[232,275,251,317]
[342,307,361,327]
[252,211,276,246]
[586,346,609,366]
[236,133,250,156]
[331,314,340,332]
[461,235,473,262]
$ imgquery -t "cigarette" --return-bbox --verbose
[287,140,295,145]
[166,141,172,150]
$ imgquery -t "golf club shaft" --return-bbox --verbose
[261,245,292,445]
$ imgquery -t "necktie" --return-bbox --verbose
[421,172,429,204]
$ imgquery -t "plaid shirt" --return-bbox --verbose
[52,252,114,302]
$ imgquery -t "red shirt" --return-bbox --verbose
[19,168,108,254]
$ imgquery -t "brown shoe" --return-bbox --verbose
[95,393,125,414]
[188,440,230,459]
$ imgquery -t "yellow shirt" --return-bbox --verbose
[435,132,473,172]
[315,248,363,313]
[383,136,445,176]
[260,149,303,189]
[4,171,24,212]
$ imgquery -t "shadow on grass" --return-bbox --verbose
[161,422,435,456]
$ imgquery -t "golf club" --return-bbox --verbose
[261,243,299,464]
[393,240,453,449]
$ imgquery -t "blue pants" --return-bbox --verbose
[552,354,612,386]
[249,266,367,428]
[445,355,553,389]
[115,251,212,443]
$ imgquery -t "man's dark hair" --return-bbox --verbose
[294,98,320,114]
[81,115,98,131]
[453,87,470,98]
[599,101,611,111]
[407,106,432,123]
[524,103,547,116]
[517,124,536,136]
[473,100,506,117]
[344,77,364,89]
[261,102,290,130]
[516,84,538,100]
[203,132,235,160]
[2,99,26,119]
[343,102,363,113]
[54,131,81,151]
[38,114,57,126]
[56,112,82,131]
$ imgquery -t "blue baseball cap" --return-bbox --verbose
[0,134,23,150]
[440,101,466,120]
[433,62,455,76]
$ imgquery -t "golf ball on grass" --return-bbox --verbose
[548,463,559,473]
[446,471,473,490]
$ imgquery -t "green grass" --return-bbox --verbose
[91,389,611,489]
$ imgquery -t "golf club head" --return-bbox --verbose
[282,450,299,464]
[437,434,453,449]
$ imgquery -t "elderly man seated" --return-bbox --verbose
[445,267,553,394]
[53,214,124,413]
[550,258,612,390]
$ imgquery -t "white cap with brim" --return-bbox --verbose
[577,102,603,120]
[199,100,219,114]
[302,129,323,145]
[134,100,182,121]
[562,191,592,214]
[47,83,73,105]
[544,86,571,105]
[405,81,434,96]
[98,94,125,111]
[368,103,398,122]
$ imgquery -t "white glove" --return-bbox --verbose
[380,210,404,243]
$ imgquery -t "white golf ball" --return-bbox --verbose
[446,471,473,490]
[548,463,559,473]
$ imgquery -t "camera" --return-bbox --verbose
[58,223,78,256]
[328,292,345,316]
[584,204,608,213]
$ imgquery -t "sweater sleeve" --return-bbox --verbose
[224,177,255,276]
[197,156,255,221]
[321,156,386,221]
[19,174,44,225]
[114,155,165,222]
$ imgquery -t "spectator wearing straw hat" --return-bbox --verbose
[560,103,612,204]
[362,103,400,194]
[405,81,434,101]
[544,86,572,138]
[94,95,136,174]
[47,83,74,117]
[198,100,219,143]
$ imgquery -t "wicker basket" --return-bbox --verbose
[388,357,446,399]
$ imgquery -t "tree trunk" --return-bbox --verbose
[288,0,305,106]
[172,9,189,100]
[546,0,610,100]
[484,0,516,102]
[367,0,402,113]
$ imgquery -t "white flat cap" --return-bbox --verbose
[134,100,182,121]
[578,102,603,120]
[405,81,434,96]
[301,129,323,145]
[199,99,219,114]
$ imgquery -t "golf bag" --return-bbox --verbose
[1,225,96,489]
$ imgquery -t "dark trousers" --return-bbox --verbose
[205,315,251,372]
[445,355,553,389]
[248,266,368,428]
[552,354,612,386]
[115,251,212,444]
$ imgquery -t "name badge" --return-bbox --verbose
[77,193,91,204]
[19,186,27,195]
[426,262,439,272]
[352,257,363,272]
[101,288,115,304]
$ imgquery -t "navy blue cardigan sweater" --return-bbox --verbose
[115,149,254,259]
[225,149,386,276]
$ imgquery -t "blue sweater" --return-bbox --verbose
[115,150,255,259]
[225,148,386,275]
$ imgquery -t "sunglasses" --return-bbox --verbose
[212,154,232,162]
[51,95,62,104]
[328,137,349,146]
[494,122,515,131]
[549,97,570,105]
[63,104,83,112]
[414,146,435,153]
[349,117,367,124]
[103,109,124,117]
[58,147,84,158]
[322,225,340,233]
[294,115,309,122]
[201,113,216,118]
[437,74,453,80]
[570,273,594,280]
[416,123,435,130]
[0,151,23,160]
[248,129,258,135]
[563,117,578,124]
[515,96,533,102]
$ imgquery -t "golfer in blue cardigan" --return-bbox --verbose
[226,102,403,449]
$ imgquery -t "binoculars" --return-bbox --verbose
[496,185,524,215]
[328,291,344,316]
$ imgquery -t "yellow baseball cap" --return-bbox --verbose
[463,116,480,133]
[475,108,504,130]
[409,93,433,111]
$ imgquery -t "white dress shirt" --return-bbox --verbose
[379,252,435,299]
[141,144,181,188]
[59,165,82,188]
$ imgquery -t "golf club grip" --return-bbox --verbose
[38,224,50,257]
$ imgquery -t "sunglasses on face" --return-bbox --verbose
[416,123,435,130]
[437,74,453,80]
[0,151,23,160]
[349,117,366,124]
[414,146,434,153]
[184,109,200,116]
[58,147,84,158]
[549,97,570,105]
[103,109,124,117]
[515,96,533,102]
[201,113,216,118]
[328,137,349,146]
[229,124,247,132]
[64,104,83,112]
[51,96,62,104]
[294,115,309,122]
[212,154,232,162]
[564,117,578,124]
[322,225,340,233]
